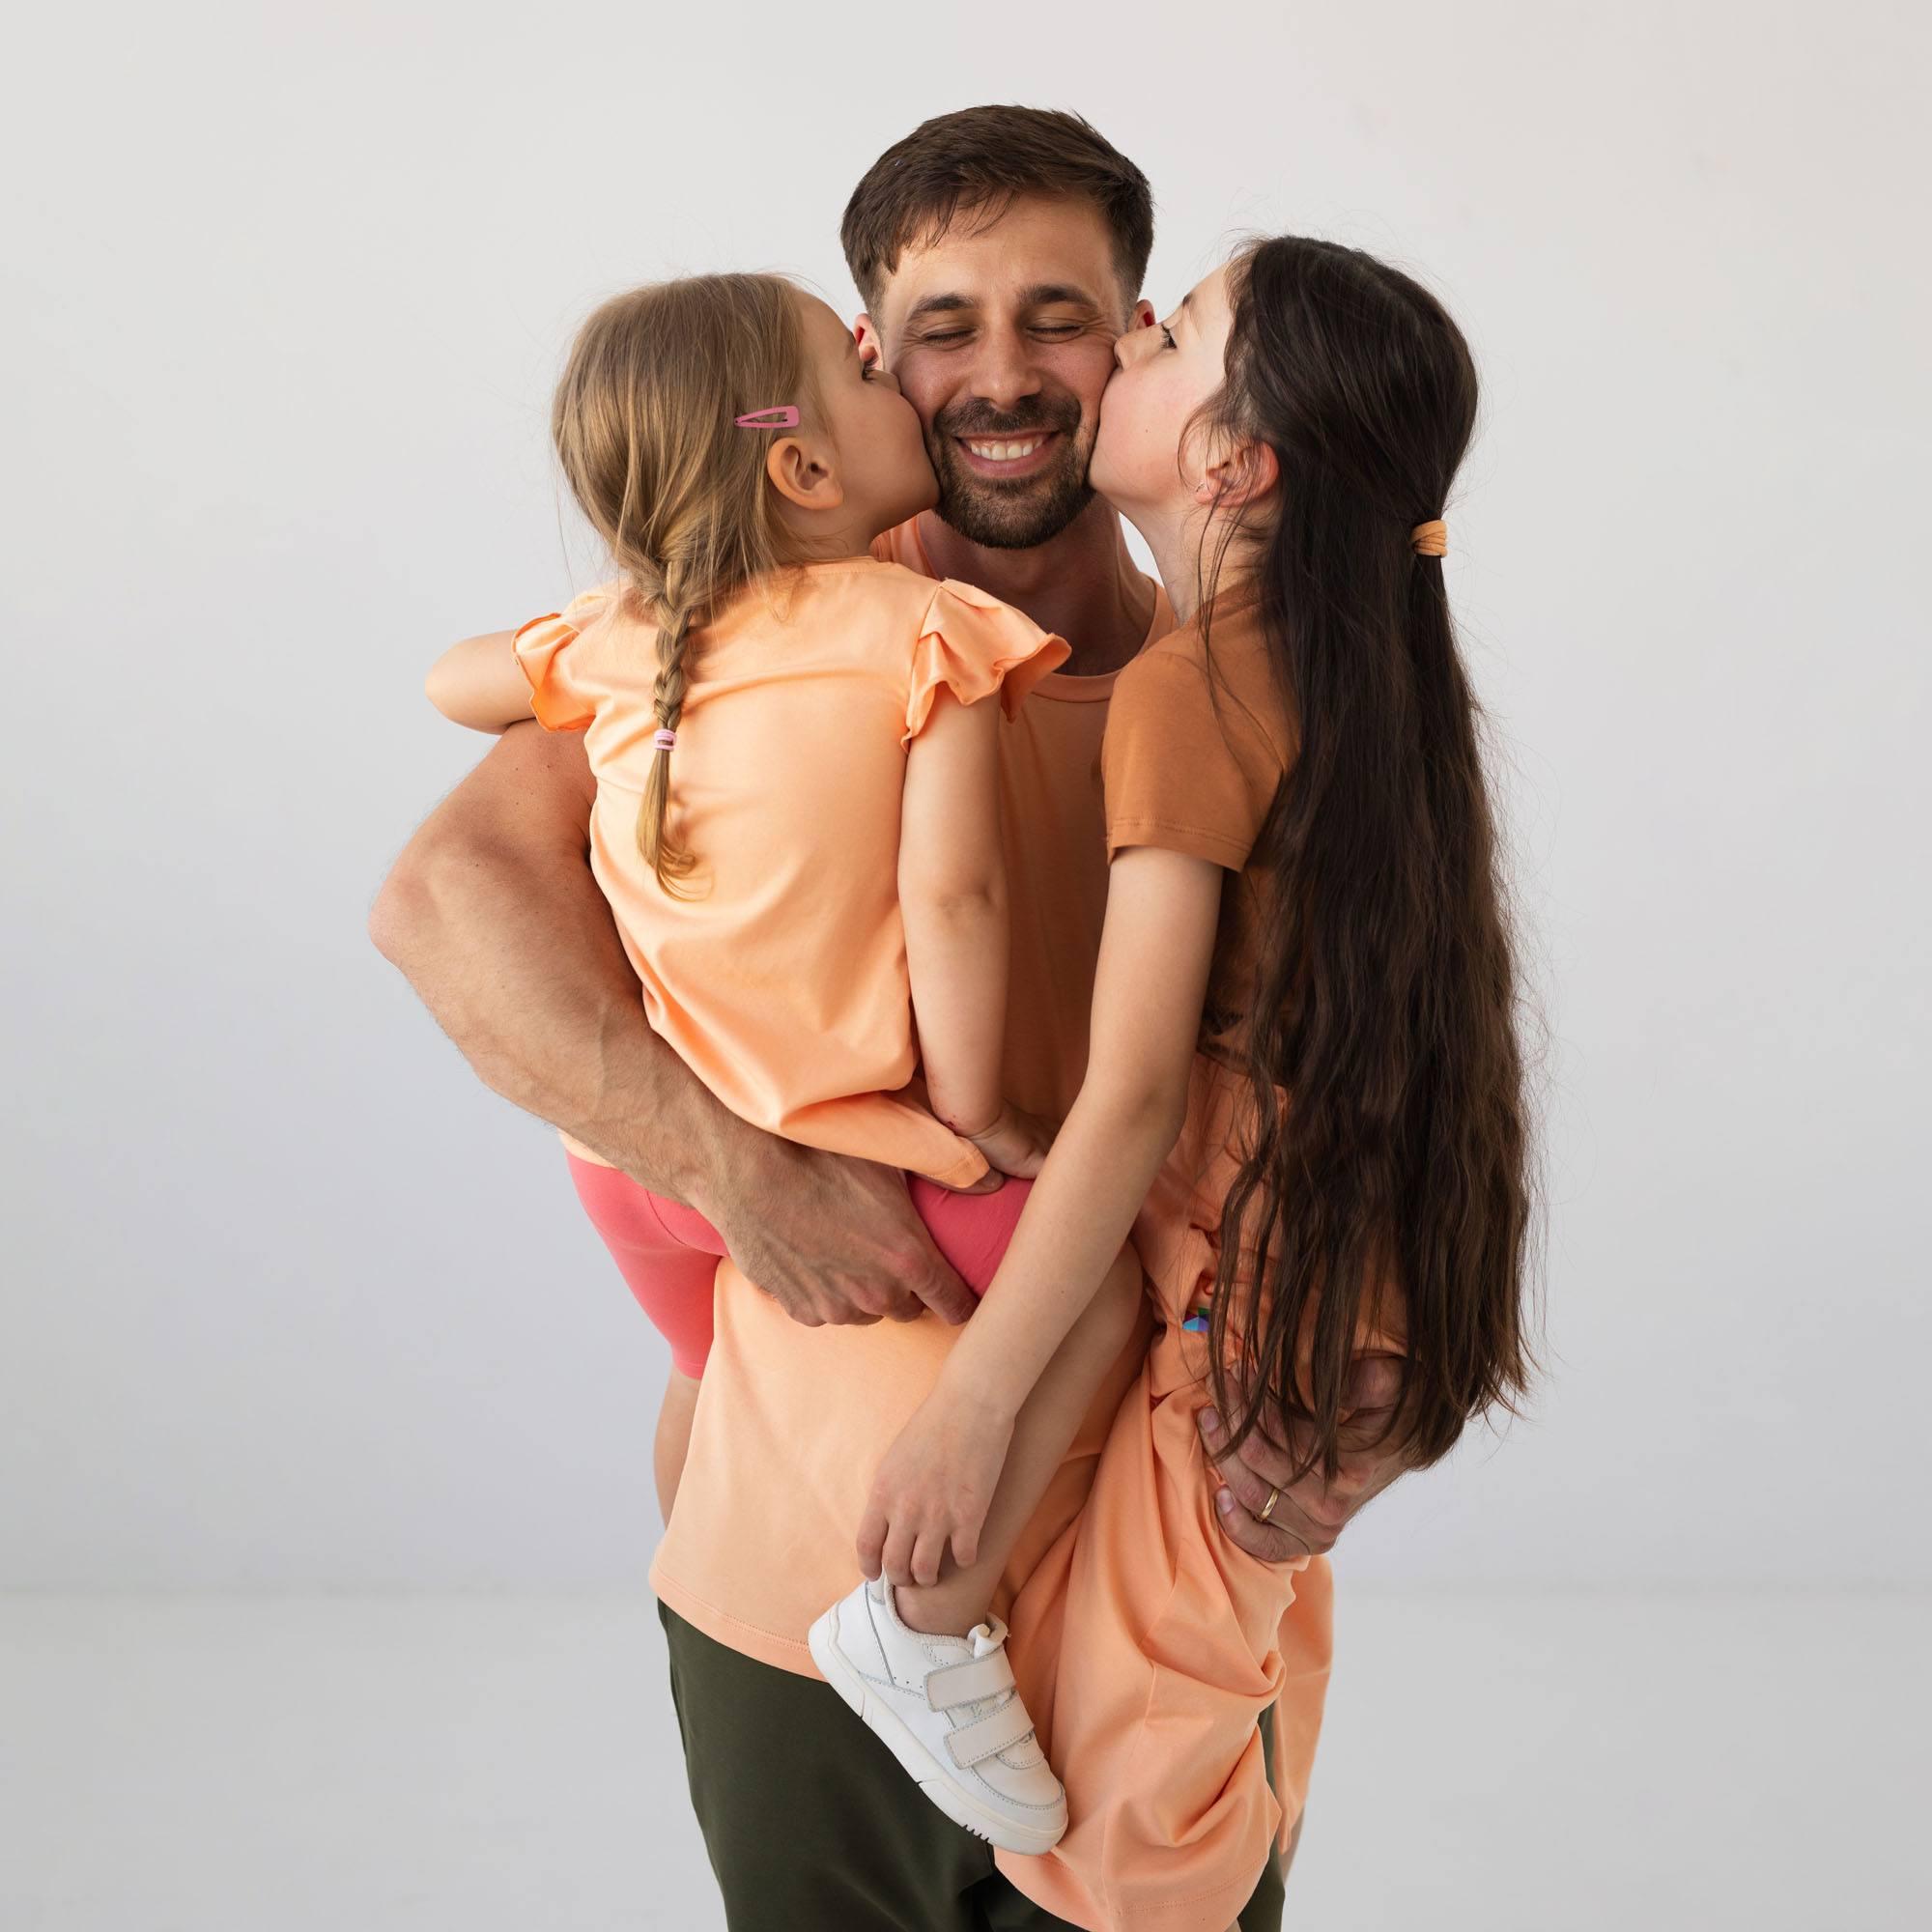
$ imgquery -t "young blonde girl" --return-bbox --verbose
[428,271,1145,1854]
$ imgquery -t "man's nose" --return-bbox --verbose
[969,324,1043,412]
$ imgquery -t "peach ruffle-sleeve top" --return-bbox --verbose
[512,557,1067,1189]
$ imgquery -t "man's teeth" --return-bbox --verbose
[966,438,1043,461]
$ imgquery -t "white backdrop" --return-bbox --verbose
[4,2,1925,1593]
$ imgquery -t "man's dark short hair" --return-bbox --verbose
[840,105,1154,318]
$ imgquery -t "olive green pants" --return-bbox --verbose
[660,1603,1288,1931]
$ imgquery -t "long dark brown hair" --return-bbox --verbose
[1198,236,1536,1479]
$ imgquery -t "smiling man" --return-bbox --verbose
[850,156,1162,679]
[373,107,1391,1930]
[863,202,1116,552]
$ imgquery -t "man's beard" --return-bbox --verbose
[924,398,1094,552]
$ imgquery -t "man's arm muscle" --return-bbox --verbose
[369,722,974,1325]
[369,722,712,1193]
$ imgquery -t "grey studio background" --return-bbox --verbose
[3,4,1926,1930]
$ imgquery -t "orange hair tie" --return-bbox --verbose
[1410,520,1448,557]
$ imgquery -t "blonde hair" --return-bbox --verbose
[552,273,816,891]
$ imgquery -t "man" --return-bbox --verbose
[373,106,1409,1929]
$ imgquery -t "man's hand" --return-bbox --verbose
[705,1134,978,1329]
[1195,1355,1413,1563]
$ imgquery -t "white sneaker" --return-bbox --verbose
[808,1577,1067,1855]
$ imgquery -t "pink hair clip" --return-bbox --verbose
[733,406,800,430]
[653,728,677,752]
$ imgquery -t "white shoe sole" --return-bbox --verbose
[807,1605,1067,1857]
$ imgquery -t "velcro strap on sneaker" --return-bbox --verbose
[924,1650,1015,1712]
[945,1698,1036,1769]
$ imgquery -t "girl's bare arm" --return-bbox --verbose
[897,688,1011,1148]
[424,630,532,733]
[857,847,1219,1573]
[934,846,1224,1413]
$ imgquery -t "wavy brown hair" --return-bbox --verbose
[552,273,815,892]
[839,104,1153,317]
[1196,237,1537,1479]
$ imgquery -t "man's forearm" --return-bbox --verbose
[372,723,975,1327]
[369,725,733,1206]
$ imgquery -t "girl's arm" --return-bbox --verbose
[897,687,1017,1155]
[936,846,1224,1410]
[859,846,1220,1572]
[425,630,534,733]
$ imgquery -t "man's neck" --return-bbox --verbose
[913,497,1158,676]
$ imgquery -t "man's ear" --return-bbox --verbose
[1129,298,1156,330]
[1193,437,1279,510]
[765,435,845,512]
[853,312,886,371]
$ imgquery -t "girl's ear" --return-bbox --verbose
[765,435,846,513]
[1192,437,1279,511]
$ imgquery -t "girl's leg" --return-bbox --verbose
[565,1152,728,1518]
[654,1370,702,1520]
[810,1181,1141,1853]
[565,1153,726,1375]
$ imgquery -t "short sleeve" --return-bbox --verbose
[1102,647,1282,870]
[512,613,596,732]
[901,578,1070,746]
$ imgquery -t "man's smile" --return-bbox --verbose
[953,429,1064,479]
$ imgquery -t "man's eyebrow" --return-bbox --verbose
[901,283,1107,325]
[1019,283,1104,310]
[904,293,976,324]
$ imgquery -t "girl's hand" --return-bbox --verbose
[962,1100,1056,1179]
[857,1391,1015,1587]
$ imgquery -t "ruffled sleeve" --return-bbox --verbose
[901,577,1070,746]
[558,582,618,627]
[512,612,595,732]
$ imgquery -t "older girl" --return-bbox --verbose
[834,236,1536,1926]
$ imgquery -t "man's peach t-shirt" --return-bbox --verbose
[513,556,1066,1189]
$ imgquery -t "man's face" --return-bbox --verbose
[858,195,1149,550]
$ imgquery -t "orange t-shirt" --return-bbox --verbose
[514,557,1067,1189]
[1103,582,1292,1066]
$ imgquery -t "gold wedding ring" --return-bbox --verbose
[1258,1486,1281,1523]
